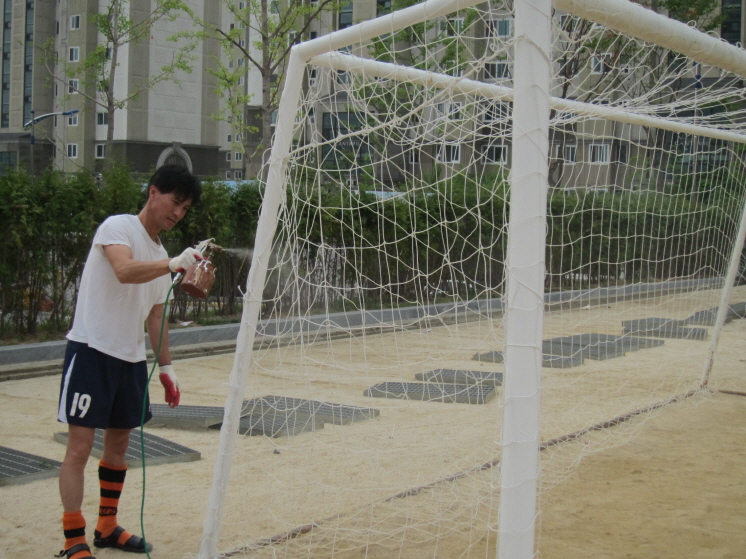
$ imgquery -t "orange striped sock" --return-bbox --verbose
[95,460,133,545]
[61,511,91,558]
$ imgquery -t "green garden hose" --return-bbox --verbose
[139,282,175,559]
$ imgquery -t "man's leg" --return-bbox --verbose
[93,428,152,553]
[59,425,95,559]
[101,427,130,467]
[60,425,95,511]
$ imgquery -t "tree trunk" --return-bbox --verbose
[105,0,121,171]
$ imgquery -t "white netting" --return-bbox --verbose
[200,2,746,557]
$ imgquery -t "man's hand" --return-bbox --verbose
[158,364,181,408]
[169,247,202,273]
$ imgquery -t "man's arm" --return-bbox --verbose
[103,244,201,285]
[104,244,171,285]
[147,303,181,408]
[146,303,171,366]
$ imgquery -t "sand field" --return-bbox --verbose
[1,287,745,558]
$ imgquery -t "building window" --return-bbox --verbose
[235,170,243,179]
[482,144,508,164]
[407,150,420,164]
[486,18,511,38]
[69,47,80,62]
[309,68,317,87]
[235,133,242,142]
[437,144,460,163]
[443,17,464,36]
[226,170,232,179]
[67,113,78,126]
[617,143,628,164]
[67,143,78,158]
[270,0,279,13]
[235,152,243,161]
[722,0,741,44]
[443,101,461,120]
[591,53,611,74]
[338,3,352,30]
[559,14,579,32]
[483,101,510,123]
[238,76,244,85]
[336,70,348,84]
[97,112,108,125]
[70,15,80,29]
[227,134,232,142]
[310,31,317,39]
[557,143,576,164]
[377,0,391,15]
[68,79,79,94]
[271,110,277,126]
[95,144,105,158]
[589,143,610,163]
[485,62,511,79]
[226,152,232,161]
[289,31,297,45]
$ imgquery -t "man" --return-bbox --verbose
[56,165,202,559]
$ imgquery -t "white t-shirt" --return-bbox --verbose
[67,214,171,362]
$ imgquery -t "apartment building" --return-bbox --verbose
[236,0,743,190]
[0,0,235,177]
[0,0,742,182]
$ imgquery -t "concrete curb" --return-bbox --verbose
[0,277,725,382]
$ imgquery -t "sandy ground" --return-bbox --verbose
[1,288,745,558]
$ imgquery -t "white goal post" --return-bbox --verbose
[198,0,746,557]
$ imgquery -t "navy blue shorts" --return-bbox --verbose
[57,340,153,429]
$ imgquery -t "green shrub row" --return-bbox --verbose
[0,164,262,337]
[1,165,741,339]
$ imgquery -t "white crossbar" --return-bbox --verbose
[311,52,746,145]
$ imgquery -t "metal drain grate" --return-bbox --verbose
[415,369,503,386]
[364,382,495,404]
[0,446,61,486]
[149,404,227,429]
[53,430,200,467]
[212,410,324,438]
[472,351,584,368]
[622,318,708,340]
[565,333,665,351]
[543,338,626,361]
[242,396,379,425]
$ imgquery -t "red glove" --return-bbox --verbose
[158,364,181,408]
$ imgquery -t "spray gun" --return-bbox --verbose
[173,238,223,299]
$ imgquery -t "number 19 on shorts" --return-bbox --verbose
[70,392,91,418]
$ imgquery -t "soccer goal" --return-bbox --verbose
[198,0,746,557]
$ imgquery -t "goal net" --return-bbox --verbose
[198,0,746,557]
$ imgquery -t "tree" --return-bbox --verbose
[185,0,343,179]
[42,0,196,169]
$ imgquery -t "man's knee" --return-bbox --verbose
[63,425,95,468]
[102,428,132,466]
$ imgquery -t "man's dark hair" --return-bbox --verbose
[149,165,202,205]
